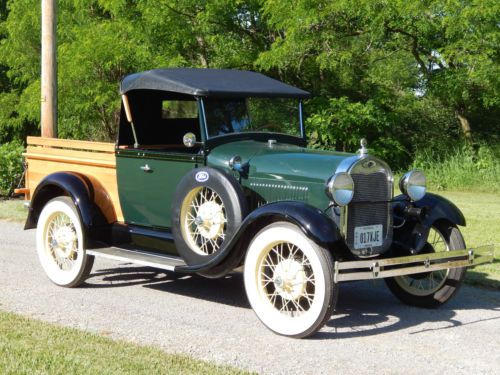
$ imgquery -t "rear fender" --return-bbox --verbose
[25,172,107,242]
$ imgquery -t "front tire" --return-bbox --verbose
[244,222,337,338]
[385,221,467,308]
[36,196,94,287]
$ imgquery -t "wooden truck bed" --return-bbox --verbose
[23,136,123,223]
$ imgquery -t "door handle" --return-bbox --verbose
[140,164,152,173]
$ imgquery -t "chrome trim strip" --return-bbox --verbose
[333,245,494,283]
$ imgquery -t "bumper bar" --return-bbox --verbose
[334,245,494,283]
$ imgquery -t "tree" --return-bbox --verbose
[0,0,270,141]
[257,0,499,146]
[0,0,498,169]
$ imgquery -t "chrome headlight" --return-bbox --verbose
[399,170,426,201]
[325,172,355,206]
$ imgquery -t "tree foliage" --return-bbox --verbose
[0,0,498,168]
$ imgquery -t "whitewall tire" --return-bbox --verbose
[36,197,94,287]
[244,222,337,338]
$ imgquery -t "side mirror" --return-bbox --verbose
[183,132,198,148]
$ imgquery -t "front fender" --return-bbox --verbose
[413,193,466,227]
[242,201,341,248]
[25,172,107,236]
[177,201,341,273]
[392,192,466,253]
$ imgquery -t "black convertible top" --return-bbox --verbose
[120,68,310,98]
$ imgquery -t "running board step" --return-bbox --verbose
[87,247,186,271]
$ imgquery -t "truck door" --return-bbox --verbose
[116,150,203,229]
[115,94,205,229]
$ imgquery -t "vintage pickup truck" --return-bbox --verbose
[21,68,493,338]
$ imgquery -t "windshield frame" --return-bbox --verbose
[198,97,306,146]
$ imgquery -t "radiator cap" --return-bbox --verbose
[358,138,368,155]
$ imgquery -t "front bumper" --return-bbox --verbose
[334,245,494,283]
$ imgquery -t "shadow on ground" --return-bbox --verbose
[466,258,500,290]
[84,264,500,340]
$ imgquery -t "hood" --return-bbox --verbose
[207,139,354,184]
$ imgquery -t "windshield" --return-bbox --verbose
[203,98,301,138]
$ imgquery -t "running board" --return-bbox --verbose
[87,247,186,271]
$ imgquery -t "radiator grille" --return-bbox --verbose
[346,171,392,257]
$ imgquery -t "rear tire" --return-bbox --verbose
[36,197,94,287]
[385,221,466,308]
[244,222,337,338]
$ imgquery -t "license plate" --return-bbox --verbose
[354,224,383,249]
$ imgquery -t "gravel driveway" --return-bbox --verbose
[1,221,499,374]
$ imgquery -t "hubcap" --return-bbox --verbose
[181,187,227,255]
[259,242,315,316]
[272,258,307,300]
[46,212,79,271]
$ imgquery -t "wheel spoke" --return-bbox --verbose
[396,225,454,296]
[181,187,227,256]
[258,240,316,316]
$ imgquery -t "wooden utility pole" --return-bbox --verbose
[40,0,57,138]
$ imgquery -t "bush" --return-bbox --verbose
[0,142,24,197]
[306,97,408,167]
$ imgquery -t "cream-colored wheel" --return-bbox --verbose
[385,221,467,307]
[394,227,450,296]
[180,187,227,256]
[172,167,247,266]
[36,197,94,287]
[244,222,337,338]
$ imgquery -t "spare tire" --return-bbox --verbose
[171,167,248,266]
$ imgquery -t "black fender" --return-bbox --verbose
[413,193,465,227]
[25,172,108,242]
[176,200,341,273]
[392,192,465,254]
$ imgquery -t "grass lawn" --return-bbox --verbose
[0,192,498,289]
[436,191,500,290]
[0,198,27,222]
[0,310,248,375]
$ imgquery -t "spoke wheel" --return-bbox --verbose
[385,221,467,308]
[244,222,337,338]
[394,227,450,296]
[172,167,247,267]
[259,242,316,316]
[36,197,94,287]
[180,187,227,256]
[45,211,79,271]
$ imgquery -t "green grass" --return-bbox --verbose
[0,310,248,375]
[0,198,27,222]
[438,191,500,290]
[412,144,500,193]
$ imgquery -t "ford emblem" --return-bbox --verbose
[195,171,209,182]
[363,160,376,169]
